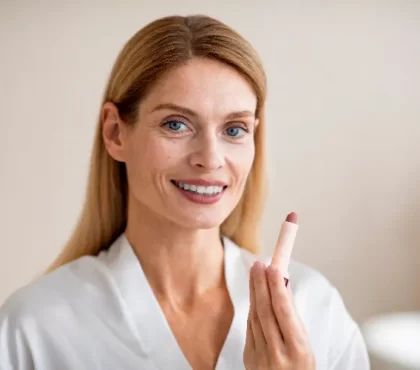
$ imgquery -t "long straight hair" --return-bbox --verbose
[47,15,267,272]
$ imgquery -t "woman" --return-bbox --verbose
[0,15,369,369]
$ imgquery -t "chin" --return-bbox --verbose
[173,210,228,230]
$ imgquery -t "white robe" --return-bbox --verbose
[0,234,370,369]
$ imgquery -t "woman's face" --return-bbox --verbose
[109,58,258,229]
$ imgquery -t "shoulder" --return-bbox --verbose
[0,254,117,337]
[239,246,356,331]
[232,241,355,328]
[232,239,342,305]
[0,256,107,368]
[280,261,369,368]
[3,255,107,305]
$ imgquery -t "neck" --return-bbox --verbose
[125,197,226,310]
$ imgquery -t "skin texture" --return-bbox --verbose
[102,58,314,369]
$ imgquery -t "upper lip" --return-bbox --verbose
[172,179,228,187]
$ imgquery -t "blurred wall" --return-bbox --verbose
[1,0,419,326]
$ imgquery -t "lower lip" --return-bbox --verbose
[173,183,225,204]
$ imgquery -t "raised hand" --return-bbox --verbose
[243,213,315,369]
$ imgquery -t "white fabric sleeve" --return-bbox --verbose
[0,297,35,370]
[325,287,370,370]
[331,326,370,369]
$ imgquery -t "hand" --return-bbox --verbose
[243,214,315,370]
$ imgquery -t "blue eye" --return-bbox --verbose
[163,120,188,132]
[226,126,246,137]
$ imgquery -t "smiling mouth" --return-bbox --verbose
[171,180,228,196]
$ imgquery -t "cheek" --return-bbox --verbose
[125,135,182,181]
[227,141,255,181]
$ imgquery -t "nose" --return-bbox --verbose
[189,133,225,171]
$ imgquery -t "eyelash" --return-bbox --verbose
[162,119,249,138]
[162,120,190,133]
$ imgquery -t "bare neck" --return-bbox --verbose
[125,200,226,311]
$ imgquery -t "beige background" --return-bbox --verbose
[1,0,419,334]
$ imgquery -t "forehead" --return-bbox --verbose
[141,58,257,117]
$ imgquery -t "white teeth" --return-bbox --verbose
[175,182,224,195]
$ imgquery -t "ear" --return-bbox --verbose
[101,102,127,162]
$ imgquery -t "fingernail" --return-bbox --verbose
[252,261,264,271]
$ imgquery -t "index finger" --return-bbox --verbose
[270,212,299,281]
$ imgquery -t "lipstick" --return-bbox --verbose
[271,212,298,286]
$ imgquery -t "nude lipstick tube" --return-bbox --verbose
[271,212,298,287]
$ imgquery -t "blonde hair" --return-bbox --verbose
[47,15,267,272]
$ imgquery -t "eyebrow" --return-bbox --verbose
[150,103,255,120]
